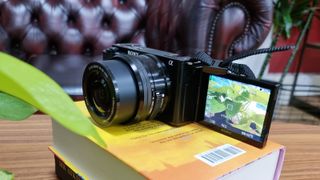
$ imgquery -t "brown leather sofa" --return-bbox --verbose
[146,0,273,59]
[0,0,273,97]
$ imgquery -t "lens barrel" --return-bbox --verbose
[83,54,169,127]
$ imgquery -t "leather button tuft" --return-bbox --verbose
[30,9,40,25]
[101,15,111,29]
[49,42,58,55]
[83,42,93,56]
[119,0,127,5]
[14,42,20,49]
[0,0,148,59]
[9,38,21,50]
[67,13,77,26]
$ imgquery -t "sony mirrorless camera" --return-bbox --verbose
[83,43,280,148]
[82,43,208,127]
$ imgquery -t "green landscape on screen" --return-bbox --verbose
[205,75,271,136]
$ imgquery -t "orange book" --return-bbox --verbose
[49,102,285,180]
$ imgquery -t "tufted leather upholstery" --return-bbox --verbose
[0,0,273,61]
[0,0,147,60]
[146,0,273,60]
[0,0,273,97]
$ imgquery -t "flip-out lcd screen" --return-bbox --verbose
[200,74,279,148]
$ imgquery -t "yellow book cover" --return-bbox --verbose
[50,102,285,180]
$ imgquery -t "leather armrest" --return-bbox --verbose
[146,0,273,59]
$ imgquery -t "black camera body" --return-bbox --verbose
[83,44,206,127]
[83,43,281,148]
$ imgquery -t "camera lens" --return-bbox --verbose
[83,60,139,126]
[90,76,112,115]
[83,54,169,127]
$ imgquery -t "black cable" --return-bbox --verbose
[193,45,294,80]
[220,45,295,67]
[193,51,219,66]
[228,63,256,79]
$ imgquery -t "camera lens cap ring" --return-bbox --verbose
[82,62,117,126]
[115,55,154,122]
[139,54,168,119]
[82,60,138,126]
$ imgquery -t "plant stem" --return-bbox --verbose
[279,8,316,84]
[257,34,280,79]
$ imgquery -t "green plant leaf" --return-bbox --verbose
[0,92,37,120]
[0,52,105,147]
[273,0,314,39]
[0,169,14,180]
[283,12,293,38]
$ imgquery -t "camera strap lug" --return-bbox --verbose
[192,52,228,75]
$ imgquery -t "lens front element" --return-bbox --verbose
[82,54,170,127]
[83,60,138,126]
[91,77,112,116]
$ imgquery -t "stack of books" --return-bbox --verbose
[49,102,285,180]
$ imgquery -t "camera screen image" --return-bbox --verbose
[203,75,271,143]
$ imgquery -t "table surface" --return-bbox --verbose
[1,115,320,180]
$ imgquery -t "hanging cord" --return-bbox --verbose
[193,51,221,66]
[193,51,256,79]
[193,45,294,79]
[227,63,256,79]
[220,45,295,67]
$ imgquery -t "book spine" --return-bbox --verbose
[54,155,84,180]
